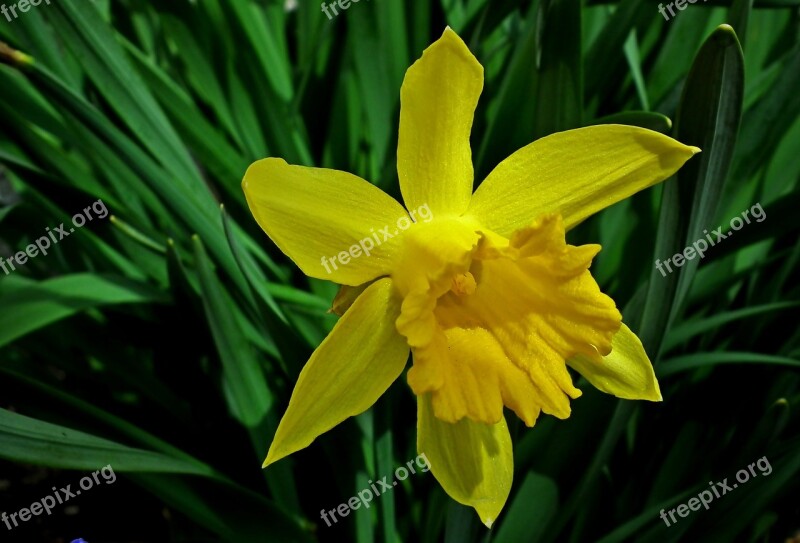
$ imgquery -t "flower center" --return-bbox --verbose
[392,213,623,427]
[450,272,476,296]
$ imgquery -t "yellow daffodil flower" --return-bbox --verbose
[243,27,699,527]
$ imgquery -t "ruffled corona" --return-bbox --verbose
[393,213,621,427]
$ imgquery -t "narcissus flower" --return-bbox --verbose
[243,27,699,527]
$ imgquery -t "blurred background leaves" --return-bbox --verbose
[0,0,798,541]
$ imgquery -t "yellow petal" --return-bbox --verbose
[417,394,513,528]
[264,278,409,467]
[467,125,701,236]
[243,158,409,286]
[398,27,483,217]
[567,323,662,401]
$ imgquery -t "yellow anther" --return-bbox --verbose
[450,272,476,296]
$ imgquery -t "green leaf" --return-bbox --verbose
[623,30,649,110]
[733,41,800,182]
[727,0,754,47]
[49,0,206,192]
[670,25,745,322]
[659,352,800,376]
[0,408,214,475]
[0,366,208,467]
[226,0,294,102]
[124,39,249,194]
[221,205,310,374]
[595,489,696,543]
[475,2,542,177]
[640,24,745,355]
[532,0,583,139]
[193,235,272,428]
[494,472,558,543]
[584,0,650,112]
[0,274,165,349]
[663,301,800,352]
[589,111,672,134]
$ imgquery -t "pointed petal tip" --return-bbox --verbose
[263,443,290,469]
[476,503,502,528]
[648,390,663,402]
[649,372,663,402]
[653,382,664,402]
[642,380,663,402]
[438,26,460,45]
[262,450,279,469]
[689,145,702,155]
